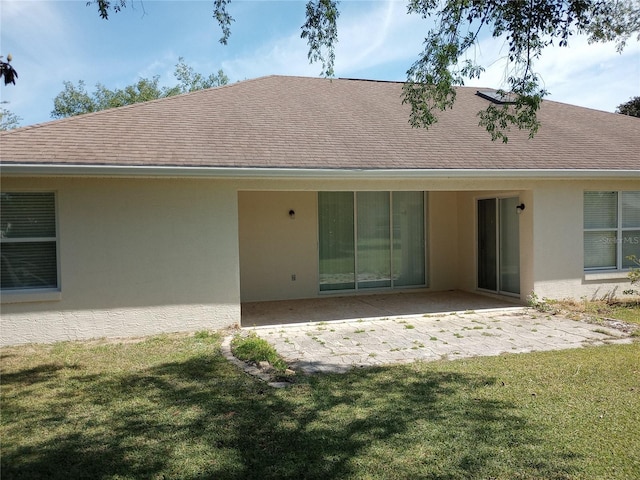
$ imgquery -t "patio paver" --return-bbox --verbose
[247,308,633,374]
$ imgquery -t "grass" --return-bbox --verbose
[547,298,640,326]
[2,333,639,479]
[606,304,640,324]
[230,332,287,371]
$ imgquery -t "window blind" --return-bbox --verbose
[622,191,640,228]
[1,192,58,290]
[584,191,617,229]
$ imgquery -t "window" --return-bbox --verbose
[318,191,426,291]
[584,191,640,270]
[1,192,59,291]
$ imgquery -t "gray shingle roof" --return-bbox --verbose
[1,75,638,170]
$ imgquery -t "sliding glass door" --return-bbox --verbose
[477,197,520,295]
[319,191,426,292]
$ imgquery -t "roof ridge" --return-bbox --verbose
[338,77,404,84]
[0,76,284,135]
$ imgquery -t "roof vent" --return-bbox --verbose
[476,90,516,104]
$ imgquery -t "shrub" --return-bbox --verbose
[624,255,640,296]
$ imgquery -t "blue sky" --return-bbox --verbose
[1,0,639,127]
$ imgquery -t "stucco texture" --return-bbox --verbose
[1,177,241,345]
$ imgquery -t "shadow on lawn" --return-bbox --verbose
[2,350,580,479]
[1,362,80,385]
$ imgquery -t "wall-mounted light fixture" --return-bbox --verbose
[516,203,526,214]
[289,209,296,219]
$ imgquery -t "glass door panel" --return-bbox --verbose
[499,197,520,295]
[477,198,497,291]
[393,191,425,286]
[318,192,355,291]
[357,192,391,288]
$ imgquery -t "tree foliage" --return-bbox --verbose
[301,0,340,78]
[402,0,639,141]
[1,55,18,86]
[173,60,229,93]
[0,107,22,130]
[89,0,639,141]
[616,96,640,117]
[51,58,228,118]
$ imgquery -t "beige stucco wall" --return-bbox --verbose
[455,191,476,293]
[530,180,639,301]
[519,189,535,298]
[239,191,319,301]
[1,177,241,346]
[428,192,459,291]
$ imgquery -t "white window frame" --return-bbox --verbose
[1,191,61,303]
[584,191,640,272]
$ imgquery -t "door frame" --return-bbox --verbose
[476,195,521,297]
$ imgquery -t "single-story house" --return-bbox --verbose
[1,76,639,346]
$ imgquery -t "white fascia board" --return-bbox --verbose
[1,164,639,180]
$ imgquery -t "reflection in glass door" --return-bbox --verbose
[477,198,497,291]
[499,197,521,294]
[393,192,426,287]
[357,192,391,288]
[318,192,355,291]
[319,192,426,292]
[477,197,520,295]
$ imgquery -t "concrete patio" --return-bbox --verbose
[239,291,633,374]
[241,290,522,327]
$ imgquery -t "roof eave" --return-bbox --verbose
[1,164,639,180]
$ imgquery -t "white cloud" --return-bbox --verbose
[134,53,184,87]
[222,34,319,79]
[222,1,430,80]
[335,1,436,77]
[335,1,402,72]
[461,34,640,112]
[536,38,639,111]
[1,1,73,56]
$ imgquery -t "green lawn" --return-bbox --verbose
[1,332,639,479]
[606,304,640,325]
